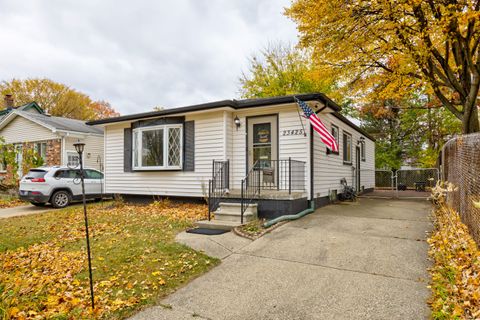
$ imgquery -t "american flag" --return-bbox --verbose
[296,98,339,152]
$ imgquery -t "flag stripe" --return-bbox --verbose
[296,97,339,152]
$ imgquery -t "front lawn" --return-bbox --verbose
[0,194,26,209]
[0,200,219,319]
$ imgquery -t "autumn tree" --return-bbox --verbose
[239,44,340,99]
[0,78,119,120]
[90,100,120,119]
[362,95,461,168]
[286,0,480,133]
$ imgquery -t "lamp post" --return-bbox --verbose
[74,142,95,310]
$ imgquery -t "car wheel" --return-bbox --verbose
[51,191,71,208]
[30,202,46,207]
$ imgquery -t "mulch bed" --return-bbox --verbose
[233,220,288,240]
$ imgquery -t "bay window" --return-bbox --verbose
[133,124,183,170]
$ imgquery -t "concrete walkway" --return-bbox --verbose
[131,198,432,320]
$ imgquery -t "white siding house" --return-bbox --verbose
[89,93,375,219]
[0,101,104,179]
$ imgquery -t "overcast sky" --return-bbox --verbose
[0,0,298,115]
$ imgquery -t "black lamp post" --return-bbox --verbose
[74,142,95,310]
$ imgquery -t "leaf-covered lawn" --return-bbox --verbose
[0,195,26,209]
[0,200,219,319]
[428,205,480,319]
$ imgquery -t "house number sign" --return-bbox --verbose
[282,129,305,136]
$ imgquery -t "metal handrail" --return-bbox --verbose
[208,160,229,220]
[240,160,261,224]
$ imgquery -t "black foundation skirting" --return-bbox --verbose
[119,194,204,205]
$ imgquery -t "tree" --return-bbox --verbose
[361,96,461,169]
[0,78,119,120]
[90,100,120,119]
[239,43,340,101]
[286,0,480,133]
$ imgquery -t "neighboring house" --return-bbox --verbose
[0,95,104,180]
[88,93,375,221]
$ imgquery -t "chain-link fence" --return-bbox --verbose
[441,133,480,244]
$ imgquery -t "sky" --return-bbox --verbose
[0,0,299,115]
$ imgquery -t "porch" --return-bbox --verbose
[199,158,308,229]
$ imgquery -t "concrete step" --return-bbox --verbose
[195,219,241,230]
[217,202,258,214]
[213,202,257,223]
[214,211,256,222]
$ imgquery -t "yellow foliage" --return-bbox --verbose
[428,205,480,319]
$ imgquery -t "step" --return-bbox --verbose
[195,219,241,230]
[214,210,256,223]
[217,202,258,215]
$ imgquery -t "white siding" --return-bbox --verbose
[0,116,57,143]
[103,111,224,197]
[313,113,375,198]
[102,103,375,199]
[230,103,309,190]
[64,135,105,171]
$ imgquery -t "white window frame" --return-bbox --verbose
[360,140,366,161]
[65,150,83,168]
[343,132,352,164]
[132,124,183,170]
[34,142,47,162]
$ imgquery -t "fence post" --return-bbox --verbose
[241,180,244,224]
[208,180,212,221]
[257,168,261,196]
[288,157,292,194]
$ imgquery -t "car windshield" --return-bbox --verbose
[25,169,47,179]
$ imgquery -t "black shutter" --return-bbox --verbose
[183,121,195,171]
[124,128,133,172]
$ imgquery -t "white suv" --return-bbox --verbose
[19,166,108,208]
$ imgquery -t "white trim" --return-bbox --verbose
[132,124,183,170]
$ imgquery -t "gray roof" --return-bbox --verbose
[16,111,103,135]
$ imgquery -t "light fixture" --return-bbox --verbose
[73,142,85,154]
[234,116,241,130]
[357,136,365,145]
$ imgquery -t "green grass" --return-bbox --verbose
[0,201,219,319]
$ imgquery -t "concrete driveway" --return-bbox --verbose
[131,198,432,320]
[0,204,54,218]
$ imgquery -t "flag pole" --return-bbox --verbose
[293,96,307,137]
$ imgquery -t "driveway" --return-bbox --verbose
[0,204,54,218]
[131,198,432,320]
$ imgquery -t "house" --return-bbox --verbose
[88,93,375,224]
[0,94,104,181]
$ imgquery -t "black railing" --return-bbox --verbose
[241,160,261,224]
[240,158,306,223]
[208,160,229,220]
[253,158,306,193]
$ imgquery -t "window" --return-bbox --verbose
[343,132,352,164]
[327,124,340,155]
[133,124,183,170]
[360,140,366,161]
[54,169,80,179]
[85,169,103,179]
[34,142,47,162]
[66,151,80,168]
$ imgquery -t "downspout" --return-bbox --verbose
[263,122,316,228]
[263,199,315,228]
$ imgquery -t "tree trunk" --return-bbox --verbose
[462,104,480,134]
